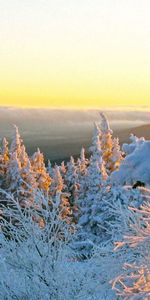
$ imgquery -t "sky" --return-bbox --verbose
[0,0,150,108]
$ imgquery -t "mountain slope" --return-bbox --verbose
[115,124,150,144]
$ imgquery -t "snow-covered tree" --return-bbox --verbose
[0,138,9,183]
[10,125,22,159]
[0,188,106,300]
[49,166,74,224]
[6,134,37,204]
[65,156,79,199]
[111,140,150,186]
[99,113,114,174]
[31,148,51,192]
[19,159,38,205]
[110,137,123,172]
[89,184,144,244]
[47,160,54,178]
[77,147,88,178]
[54,191,72,225]
[74,124,108,255]
[122,133,145,155]
[19,144,29,168]
[99,112,123,174]
[6,152,22,192]
[112,188,150,299]
[65,156,81,223]
[60,161,67,177]
[50,165,64,195]
[65,156,78,188]
[80,123,107,204]
[2,137,9,166]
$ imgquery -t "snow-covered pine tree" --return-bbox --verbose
[77,147,88,178]
[54,191,72,225]
[31,148,51,193]
[111,139,150,186]
[0,138,9,186]
[99,112,123,174]
[79,127,107,222]
[90,122,101,153]
[19,144,29,168]
[6,151,22,192]
[0,128,23,189]
[49,165,73,224]
[2,138,9,167]
[110,137,123,172]
[60,161,67,177]
[74,124,107,256]
[50,165,64,196]
[10,125,22,159]
[65,156,79,198]
[65,156,78,188]
[6,130,37,204]
[90,183,143,244]
[19,159,38,205]
[0,188,102,300]
[74,147,89,222]
[99,112,114,174]
[65,156,79,222]
[122,133,145,155]
[77,123,104,211]
[112,188,150,299]
[47,160,54,178]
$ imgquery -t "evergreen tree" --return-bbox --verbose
[74,124,107,255]
[6,152,22,192]
[4,125,22,192]
[79,127,107,225]
[20,160,38,205]
[50,165,64,196]
[6,128,37,203]
[60,161,66,177]
[122,133,145,155]
[110,137,123,172]
[77,147,88,178]
[112,188,150,299]
[2,138,9,166]
[100,112,123,174]
[54,191,72,225]
[31,148,51,192]
[65,156,78,188]
[100,113,114,174]
[0,138,9,182]
[65,156,79,221]
[47,160,54,178]
[19,144,29,168]
[10,125,22,159]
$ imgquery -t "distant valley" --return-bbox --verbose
[0,107,150,163]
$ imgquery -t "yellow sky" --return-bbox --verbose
[0,0,150,108]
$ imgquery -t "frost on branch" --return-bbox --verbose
[112,189,150,299]
[100,113,123,174]
[31,148,51,192]
[0,189,103,300]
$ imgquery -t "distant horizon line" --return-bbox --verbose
[0,104,150,112]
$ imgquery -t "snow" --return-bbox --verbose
[111,140,150,185]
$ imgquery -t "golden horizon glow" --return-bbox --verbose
[0,0,150,108]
